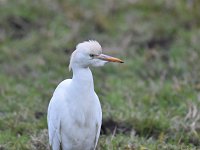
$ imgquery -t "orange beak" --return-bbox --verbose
[97,54,124,63]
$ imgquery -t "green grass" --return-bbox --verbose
[0,0,200,149]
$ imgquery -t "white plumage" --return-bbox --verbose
[47,40,123,150]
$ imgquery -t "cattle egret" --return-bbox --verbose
[47,40,123,150]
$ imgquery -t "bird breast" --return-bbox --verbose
[69,92,98,126]
[60,92,100,149]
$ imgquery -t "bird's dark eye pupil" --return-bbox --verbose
[90,54,95,57]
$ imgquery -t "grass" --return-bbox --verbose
[0,0,200,149]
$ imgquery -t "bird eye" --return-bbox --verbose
[89,54,95,57]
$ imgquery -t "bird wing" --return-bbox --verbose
[94,92,102,148]
[47,79,71,149]
[47,97,62,150]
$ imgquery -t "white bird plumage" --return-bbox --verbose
[47,40,123,150]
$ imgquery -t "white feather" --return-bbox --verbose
[47,40,122,150]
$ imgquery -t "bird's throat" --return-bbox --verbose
[72,67,94,91]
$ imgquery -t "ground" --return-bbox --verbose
[0,0,200,149]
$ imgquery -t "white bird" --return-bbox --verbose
[47,40,123,150]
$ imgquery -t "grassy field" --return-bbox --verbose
[0,0,200,149]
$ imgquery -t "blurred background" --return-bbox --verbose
[0,0,200,149]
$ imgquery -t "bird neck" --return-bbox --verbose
[71,67,94,91]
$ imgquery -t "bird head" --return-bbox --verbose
[69,40,123,71]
